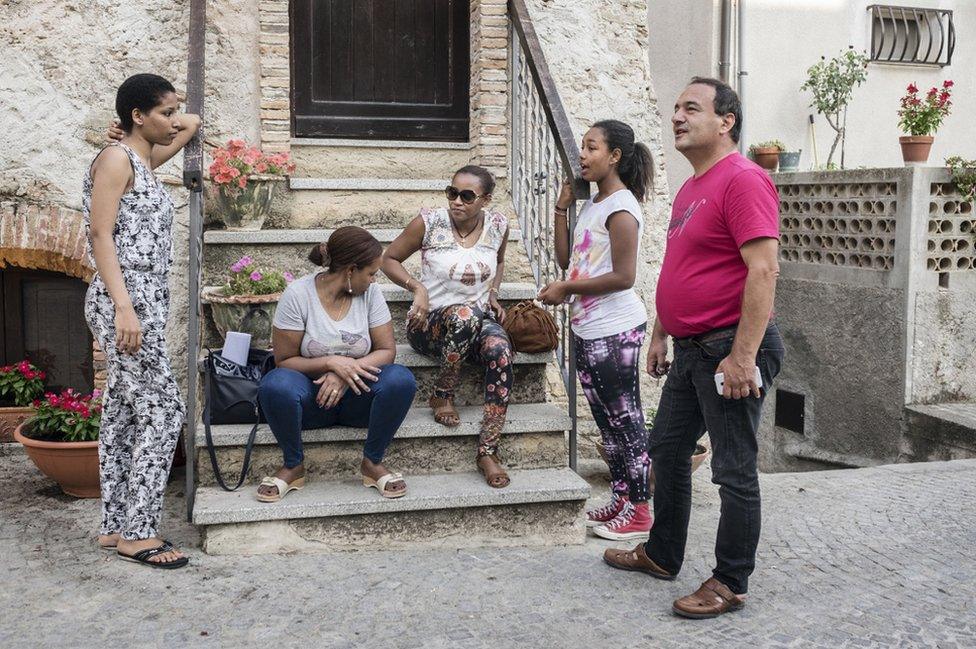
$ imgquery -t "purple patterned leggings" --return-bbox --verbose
[574,324,650,501]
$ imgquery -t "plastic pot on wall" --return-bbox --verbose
[899,136,934,164]
[778,151,801,172]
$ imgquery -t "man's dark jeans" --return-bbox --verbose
[644,323,785,594]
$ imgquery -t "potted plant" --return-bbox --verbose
[0,361,46,443]
[800,47,869,169]
[202,256,295,349]
[749,140,785,171]
[898,80,954,165]
[778,147,802,173]
[13,389,102,498]
[207,139,296,230]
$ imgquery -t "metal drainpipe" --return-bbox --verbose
[720,0,733,83]
[737,0,747,154]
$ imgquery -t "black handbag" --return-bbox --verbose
[202,348,276,491]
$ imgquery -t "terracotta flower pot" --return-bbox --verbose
[752,147,781,171]
[202,288,282,349]
[13,422,100,498]
[0,405,35,443]
[899,135,934,164]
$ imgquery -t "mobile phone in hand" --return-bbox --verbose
[714,366,763,395]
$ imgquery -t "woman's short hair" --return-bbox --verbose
[115,73,177,132]
[453,165,496,196]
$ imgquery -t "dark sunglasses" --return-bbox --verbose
[445,186,487,204]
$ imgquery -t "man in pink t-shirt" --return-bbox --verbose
[603,77,786,619]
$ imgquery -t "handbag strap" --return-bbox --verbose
[203,353,260,492]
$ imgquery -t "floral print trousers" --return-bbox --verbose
[575,324,650,501]
[407,304,513,457]
[84,272,186,541]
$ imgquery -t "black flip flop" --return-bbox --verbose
[118,541,189,569]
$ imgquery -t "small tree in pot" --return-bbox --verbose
[801,47,868,169]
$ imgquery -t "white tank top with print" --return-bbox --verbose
[419,207,508,310]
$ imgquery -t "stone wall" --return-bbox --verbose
[524,0,670,452]
[760,167,976,471]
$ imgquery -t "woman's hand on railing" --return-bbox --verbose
[323,356,382,395]
[556,178,575,211]
[538,280,569,306]
[313,371,348,408]
[406,285,430,332]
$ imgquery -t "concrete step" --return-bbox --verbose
[272,185,446,230]
[904,402,976,459]
[193,466,590,554]
[198,344,552,407]
[199,282,540,348]
[195,403,571,486]
[200,227,534,287]
[291,140,473,179]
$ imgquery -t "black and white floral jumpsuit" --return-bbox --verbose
[83,142,186,541]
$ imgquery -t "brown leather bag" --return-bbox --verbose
[502,300,559,353]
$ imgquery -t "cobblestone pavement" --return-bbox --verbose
[2,444,974,649]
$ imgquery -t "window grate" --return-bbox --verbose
[868,5,955,67]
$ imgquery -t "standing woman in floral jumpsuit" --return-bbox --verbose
[84,73,200,569]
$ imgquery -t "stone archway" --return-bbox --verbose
[0,201,105,392]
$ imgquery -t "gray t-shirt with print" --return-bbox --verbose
[273,272,392,359]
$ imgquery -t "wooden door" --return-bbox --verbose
[1,268,94,393]
[291,0,471,141]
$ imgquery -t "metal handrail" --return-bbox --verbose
[508,0,588,471]
[182,0,206,519]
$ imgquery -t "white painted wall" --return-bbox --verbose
[650,0,976,194]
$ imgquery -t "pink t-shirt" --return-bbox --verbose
[655,152,780,338]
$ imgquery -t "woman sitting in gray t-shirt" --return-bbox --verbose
[256,227,417,502]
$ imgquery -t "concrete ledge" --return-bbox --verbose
[200,500,586,555]
[291,138,474,150]
[201,282,537,304]
[203,227,521,245]
[192,467,590,525]
[289,178,446,191]
[197,403,570,447]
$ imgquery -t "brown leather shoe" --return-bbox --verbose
[672,577,746,619]
[602,543,675,580]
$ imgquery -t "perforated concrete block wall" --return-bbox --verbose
[927,182,976,272]
[777,181,898,271]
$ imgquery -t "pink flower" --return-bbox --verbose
[230,262,245,273]
[943,79,954,88]
[237,176,247,189]
[284,272,295,283]
[907,83,918,94]
[250,271,263,281]
[254,162,268,173]
[240,256,253,266]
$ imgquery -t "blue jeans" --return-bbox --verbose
[644,324,785,594]
[258,364,417,468]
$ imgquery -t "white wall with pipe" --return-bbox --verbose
[650,0,976,195]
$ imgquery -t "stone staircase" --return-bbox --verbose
[190,139,590,554]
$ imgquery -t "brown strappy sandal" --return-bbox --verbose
[477,450,510,488]
[429,395,461,427]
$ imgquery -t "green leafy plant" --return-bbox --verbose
[899,81,954,136]
[26,389,102,442]
[0,360,46,407]
[220,255,294,297]
[801,47,869,169]
[946,155,976,202]
[749,140,786,152]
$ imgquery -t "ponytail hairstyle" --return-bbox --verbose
[308,226,383,273]
[592,119,654,203]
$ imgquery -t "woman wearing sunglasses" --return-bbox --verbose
[383,165,513,488]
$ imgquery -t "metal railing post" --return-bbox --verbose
[182,0,206,520]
